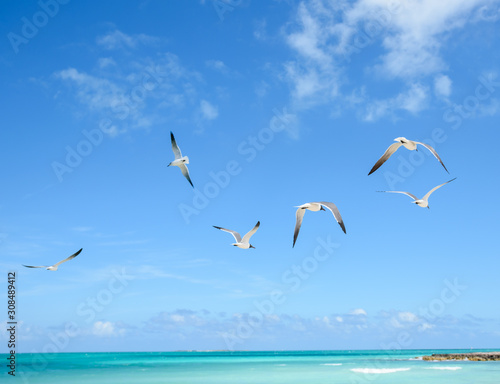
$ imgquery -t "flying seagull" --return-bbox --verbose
[213,221,260,249]
[377,178,456,208]
[293,202,346,248]
[168,131,194,188]
[368,137,448,175]
[23,248,83,271]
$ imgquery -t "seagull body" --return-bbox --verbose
[378,178,456,208]
[168,131,194,188]
[368,137,448,175]
[23,248,83,271]
[213,221,260,249]
[293,202,346,247]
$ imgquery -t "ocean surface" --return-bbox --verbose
[5,349,500,383]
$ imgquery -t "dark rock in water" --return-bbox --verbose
[422,352,500,361]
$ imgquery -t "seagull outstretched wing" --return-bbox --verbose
[213,226,242,243]
[368,142,402,175]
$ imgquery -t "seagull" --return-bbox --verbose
[377,178,456,208]
[168,131,193,188]
[213,221,260,249]
[293,202,346,248]
[368,137,448,175]
[23,248,83,271]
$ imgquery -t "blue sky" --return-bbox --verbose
[1,0,500,353]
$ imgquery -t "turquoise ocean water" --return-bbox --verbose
[5,349,500,383]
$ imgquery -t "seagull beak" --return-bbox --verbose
[250,245,255,249]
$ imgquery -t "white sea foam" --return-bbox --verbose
[351,368,411,374]
[276,364,287,366]
[321,363,342,366]
[425,367,462,371]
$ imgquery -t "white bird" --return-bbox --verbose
[23,248,83,271]
[213,221,260,249]
[293,202,346,248]
[168,131,193,188]
[378,178,456,208]
[368,137,448,175]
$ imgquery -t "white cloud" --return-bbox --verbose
[281,0,494,118]
[350,308,367,316]
[398,311,419,323]
[398,83,429,113]
[363,83,429,121]
[419,322,435,331]
[282,3,340,107]
[98,57,116,68]
[255,81,270,98]
[170,314,185,323]
[96,30,158,50]
[434,74,452,99]
[370,0,489,78]
[286,2,332,67]
[92,321,120,336]
[56,67,123,109]
[20,310,500,350]
[200,99,219,120]
[206,59,229,73]
[134,265,212,285]
[478,97,500,116]
[54,52,204,135]
[254,19,267,40]
[205,59,240,78]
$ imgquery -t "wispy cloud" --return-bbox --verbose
[134,265,214,285]
[54,50,206,136]
[91,321,129,337]
[96,29,159,50]
[206,59,229,73]
[434,74,452,99]
[17,309,500,350]
[98,57,116,68]
[199,99,219,120]
[349,308,367,316]
[280,0,496,119]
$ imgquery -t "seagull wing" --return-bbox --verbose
[377,190,418,201]
[415,142,449,173]
[22,265,48,268]
[52,248,83,268]
[170,131,182,159]
[179,164,194,188]
[293,208,306,248]
[213,226,242,243]
[242,221,260,244]
[422,178,456,201]
[368,142,402,175]
[318,202,346,234]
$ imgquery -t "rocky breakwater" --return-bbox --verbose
[422,352,500,361]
